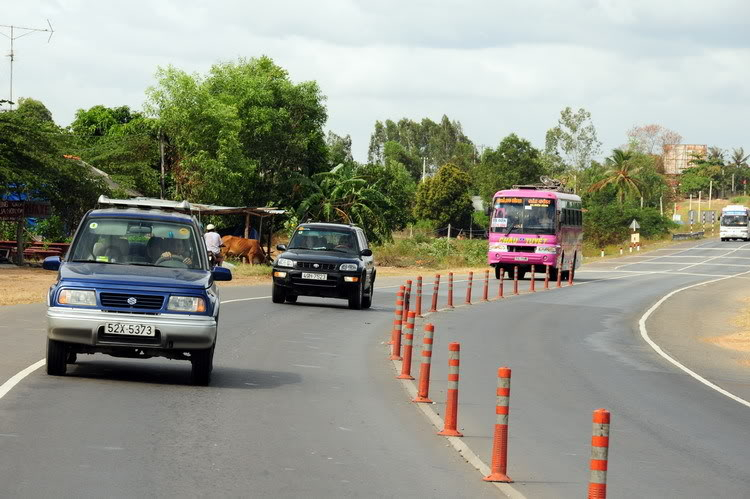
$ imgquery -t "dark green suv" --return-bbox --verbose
[271,223,375,309]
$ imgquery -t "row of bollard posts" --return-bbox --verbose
[389,285,609,496]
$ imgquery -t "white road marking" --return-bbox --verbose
[0,359,46,401]
[291,364,322,369]
[638,270,750,409]
[677,242,750,271]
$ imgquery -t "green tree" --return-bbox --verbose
[368,115,476,180]
[414,163,472,229]
[589,149,643,204]
[0,105,108,237]
[545,107,602,171]
[472,133,544,201]
[147,56,328,207]
[326,131,354,167]
[358,160,417,231]
[15,97,54,123]
[296,164,392,244]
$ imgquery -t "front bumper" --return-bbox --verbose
[488,252,556,266]
[272,268,360,298]
[47,307,217,350]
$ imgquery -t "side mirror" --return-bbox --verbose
[360,248,373,257]
[212,266,232,282]
[276,244,287,251]
[43,256,62,271]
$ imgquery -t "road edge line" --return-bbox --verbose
[0,359,45,401]
[638,270,750,409]
[390,359,526,499]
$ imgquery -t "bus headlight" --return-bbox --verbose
[490,244,508,252]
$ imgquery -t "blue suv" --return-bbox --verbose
[42,197,231,385]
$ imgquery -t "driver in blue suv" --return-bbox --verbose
[42,196,232,385]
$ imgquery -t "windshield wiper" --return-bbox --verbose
[505,224,520,236]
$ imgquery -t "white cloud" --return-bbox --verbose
[2,0,748,162]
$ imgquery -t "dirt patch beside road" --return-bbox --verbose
[0,267,55,306]
[704,296,750,353]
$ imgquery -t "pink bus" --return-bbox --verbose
[488,186,583,280]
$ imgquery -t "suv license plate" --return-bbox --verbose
[105,322,156,336]
[514,256,529,261]
[301,272,327,281]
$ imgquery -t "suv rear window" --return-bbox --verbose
[288,227,360,254]
[69,218,202,269]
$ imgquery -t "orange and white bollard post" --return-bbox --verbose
[447,272,454,308]
[513,266,519,295]
[465,271,473,305]
[530,265,536,292]
[544,266,550,290]
[556,265,563,288]
[568,264,575,286]
[484,367,513,482]
[402,279,413,323]
[438,342,463,437]
[397,311,416,380]
[429,274,440,313]
[498,268,504,299]
[588,408,611,499]
[390,286,405,354]
[413,323,435,403]
[415,276,423,317]
[482,269,489,302]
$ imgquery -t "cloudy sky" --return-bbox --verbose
[3,0,749,162]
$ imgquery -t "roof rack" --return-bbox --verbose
[97,195,191,212]
[512,176,572,193]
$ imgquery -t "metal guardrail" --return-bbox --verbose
[672,231,704,240]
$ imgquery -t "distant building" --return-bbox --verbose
[662,144,707,175]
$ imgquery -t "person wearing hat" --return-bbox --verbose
[204,224,224,266]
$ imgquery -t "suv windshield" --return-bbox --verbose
[69,217,202,269]
[288,228,359,254]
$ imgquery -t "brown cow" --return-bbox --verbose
[220,235,267,264]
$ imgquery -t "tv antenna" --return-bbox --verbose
[0,20,54,110]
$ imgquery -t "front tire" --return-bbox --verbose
[190,344,215,386]
[362,280,374,309]
[272,282,287,303]
[348,281,364,310]
[285,294,298,303]
[494,266,502,279]
[46,339,67,376]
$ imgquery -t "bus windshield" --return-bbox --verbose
[721,215,748,227]
[491,197,556,235]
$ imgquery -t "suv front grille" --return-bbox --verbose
[100,293,164,310]
[296,262,337,271]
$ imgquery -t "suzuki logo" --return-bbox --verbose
[127,297,137,306]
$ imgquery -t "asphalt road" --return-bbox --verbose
[1,240,749,498]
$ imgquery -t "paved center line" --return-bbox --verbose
[677,242,750,271]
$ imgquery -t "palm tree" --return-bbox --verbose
[729,147,750,168]
[297,164,392,244]
[588,149,643,204]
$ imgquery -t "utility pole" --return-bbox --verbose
[421,157,428,182]
[159,129,166,199]
[0,21,54,110]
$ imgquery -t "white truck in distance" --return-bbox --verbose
[720,205,750,241]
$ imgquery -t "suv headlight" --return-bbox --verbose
[58,289,96,306]
[276,258,295,268]
[339,263,358,271]
[168,296,206,313]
